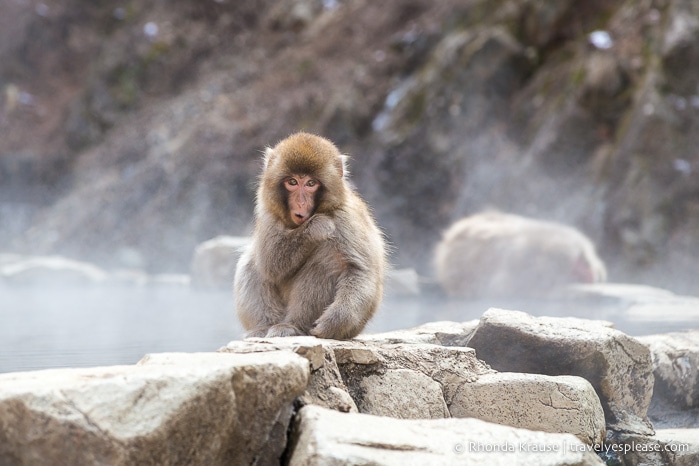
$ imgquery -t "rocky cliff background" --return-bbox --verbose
[2,0,698,294]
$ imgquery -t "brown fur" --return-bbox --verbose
[235,132,387,339]
[434,211,607,298]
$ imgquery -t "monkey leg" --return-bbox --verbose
[266,257,338,338]
[235,257,286,338]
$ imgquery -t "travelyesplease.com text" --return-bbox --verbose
[453,440,690,455]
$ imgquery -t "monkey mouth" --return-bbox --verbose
[292,213,308,225]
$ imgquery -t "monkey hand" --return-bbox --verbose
[309,312,348,340]
[305,214,336,242]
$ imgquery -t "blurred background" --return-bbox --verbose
[1,0,698,371]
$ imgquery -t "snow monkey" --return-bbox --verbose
[235,132,387,339]
[434,211,607,298]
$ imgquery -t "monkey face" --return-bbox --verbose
[284,174,320,226]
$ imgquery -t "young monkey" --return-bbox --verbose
[234,132,387,340]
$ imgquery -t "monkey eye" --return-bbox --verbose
[286,178,298,186]
[306,179,319,187]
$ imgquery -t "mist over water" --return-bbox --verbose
[2,286,697,374]
[0,287,240,373]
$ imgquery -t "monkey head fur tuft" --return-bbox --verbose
[258,132,349,227]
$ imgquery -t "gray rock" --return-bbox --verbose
[647,395,699,430]
[639,331,699,409]
[333,343,492,416]
[287,405,605,465]
[450,372,605,445]
[357,320,478,346]
[662,0,699,94]
[467,308,655,435]
[0,351,308,465]
[611,429,699,466]
[357,369,450,419]
[222,337,358,413]
[0,255,108,287]
[655,429,699,466]
[190,235,250,290]
[221,338,493,420]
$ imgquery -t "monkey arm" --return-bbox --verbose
[310,221,384,340]
[255,213,336,282]
[310,263,380,340]
[307,206,385,339]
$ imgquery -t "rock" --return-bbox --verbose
[450,372,605,445]
[333,345,382,365]
[357,369,450,419]
[0,253,23,267]
[647,394,699,430]
[333,343,493,420]
[222,337,358,413]
[610,429,699,466]
[296,346,359,414]
[638,331,699,409]
[0,351,308,465]
[221,338,494,419]
[356,320,478,346]
[662,0,699,94]
[224,336,327,370]
[0,255,108,287]
[286,405,605,465]
[561,284,699,335]
[654,429,699,466]
[266,0,323,32]
[467,308,655,435]
[190,235,250,290]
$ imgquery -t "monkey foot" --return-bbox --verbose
[266,323,305,338]
[244,329,268,338]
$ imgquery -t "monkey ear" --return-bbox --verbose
[263,147,276,169]
[339,154,349,179]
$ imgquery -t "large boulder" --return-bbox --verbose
[638,331,699,409]
[224,336,358,413]
[467,308,655,435]
[190,235,250,290]
[450,372,605,445]
[0,351,308,465]
[286,405,604,465]
[223,336,605,443]
[223,337,493,421]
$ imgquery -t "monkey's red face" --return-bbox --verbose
[284,175,321,226]
[572,253,595,283]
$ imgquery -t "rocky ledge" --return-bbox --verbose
[1,308,698,465]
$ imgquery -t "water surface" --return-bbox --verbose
[2,286,697,374]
